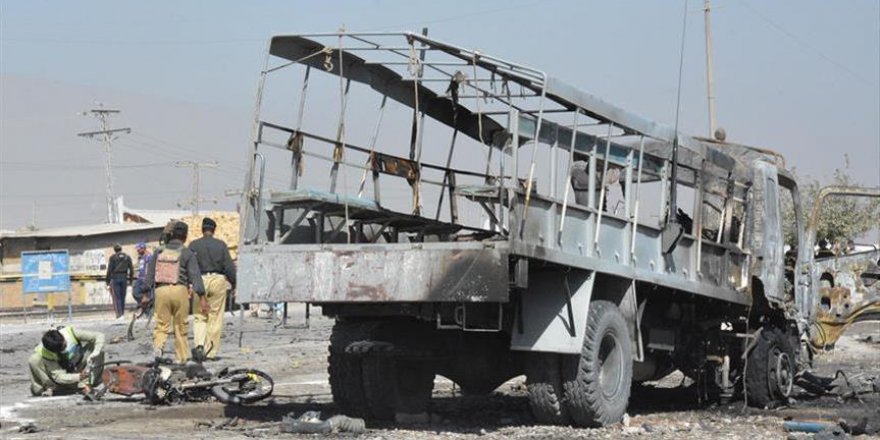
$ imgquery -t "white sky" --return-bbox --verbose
[1,0,878,230]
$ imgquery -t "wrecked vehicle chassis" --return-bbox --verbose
[236,32,880,426]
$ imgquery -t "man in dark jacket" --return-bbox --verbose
[189,217,236,359]
[105,244,134,318]
[142,221,208,362]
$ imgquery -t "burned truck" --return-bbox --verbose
[236,32,880,426]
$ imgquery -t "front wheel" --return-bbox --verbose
[745,326,796,408]
[562,300,633,427]
[211,369,274,405]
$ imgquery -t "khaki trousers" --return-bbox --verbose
[153,284,190,363]
[193,273,228,358]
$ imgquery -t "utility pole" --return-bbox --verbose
[704,0,718,138]
[78,105,130,224]
[175,160,218,216]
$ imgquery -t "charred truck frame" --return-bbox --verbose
[237,32,880,426]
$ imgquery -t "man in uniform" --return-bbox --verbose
[189,217,236,359]
[105,244,134,318]
[28,327,105,397]
[142,221,209,363]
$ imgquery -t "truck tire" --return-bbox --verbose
[745,326,796,408]
[328,320,371,417]
[562,300,632,427]
[526,353,571,425]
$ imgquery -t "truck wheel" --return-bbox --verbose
[745,326,796,408]
[562,300,632,427]
[526,353,571,425]
[328,320,371,417]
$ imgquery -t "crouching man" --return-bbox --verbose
[28,327,105,396]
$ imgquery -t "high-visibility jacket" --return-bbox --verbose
[35,326,82,368]
[31,327,104,388]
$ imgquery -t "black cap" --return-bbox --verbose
[42,329,66,353]
[171,221,189,239]
[202,217,217,231]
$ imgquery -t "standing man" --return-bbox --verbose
[132,241,153,313]
[105,244,134,319]
[29,326,105,397]
[142,221,208,363]
[189,217,236,359]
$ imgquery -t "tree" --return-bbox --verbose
[782,166,880,248]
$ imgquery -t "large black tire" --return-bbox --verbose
[329,319,435,420]
[562,300,633,427]
[526,353,571,425]
[745,326,796,408]
[328,320,372,417]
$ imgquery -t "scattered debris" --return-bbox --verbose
[109,335,126,344]
[280,411,366,434]
[17,422,41,434]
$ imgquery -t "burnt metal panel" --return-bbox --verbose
[269,36,507,149]
[238,242,509,303]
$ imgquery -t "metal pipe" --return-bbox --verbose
[593,123,614,251]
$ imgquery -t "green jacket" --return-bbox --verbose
[32,327,104,387]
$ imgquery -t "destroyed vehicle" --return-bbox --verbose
[236,32,880,426]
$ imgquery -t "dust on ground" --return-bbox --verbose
[1,306,878,439]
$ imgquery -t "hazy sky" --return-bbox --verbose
[1,0,878,230]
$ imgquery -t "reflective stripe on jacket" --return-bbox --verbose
[35,326,80,363]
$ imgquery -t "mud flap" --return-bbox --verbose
[510,270,594,353]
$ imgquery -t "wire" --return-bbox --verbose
[734,0,877,87]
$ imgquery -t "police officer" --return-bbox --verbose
[28,327,105,396]
[189,217,236,359]
[142,221,208,363]
[105,244,134,318]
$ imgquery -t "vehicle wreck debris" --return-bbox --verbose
[92,355,273,405]
[234,31,880,427]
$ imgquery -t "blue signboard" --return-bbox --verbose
[22,250,71,293]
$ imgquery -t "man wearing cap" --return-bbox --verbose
[132,242,153,308]
[105,244,134,319]
[189,217,237,359]
[142,221,208,362]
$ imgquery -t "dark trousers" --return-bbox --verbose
[110,278,127,317]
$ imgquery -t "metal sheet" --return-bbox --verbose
[238,242,509,303]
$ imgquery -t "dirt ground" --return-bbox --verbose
[1,305,878,439]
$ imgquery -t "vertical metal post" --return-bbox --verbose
[291,66,311,190]
[509,109,520,241]
[329,79,351,193]
[549,129,559,247]
[704,0,718,137]
[359,95,388,198]
[593,124,614,251]
[693,164,704,279]
[558,110,580,244]
[624,148,634,261]
[630,137,646,264]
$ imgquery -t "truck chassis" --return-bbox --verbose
[236,32,880,426]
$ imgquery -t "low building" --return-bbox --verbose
[0,210,240,312]
[0,223,164,311]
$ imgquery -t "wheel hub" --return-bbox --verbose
[767,348,793,399]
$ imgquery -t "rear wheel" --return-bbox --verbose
[328,319,435,420]
[526,353,571,425]
[562,300,632,427]
[328,320,373,417]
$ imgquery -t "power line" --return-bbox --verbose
[734,0,877,87]
[175,160,219,216]
[76,104,131,224]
